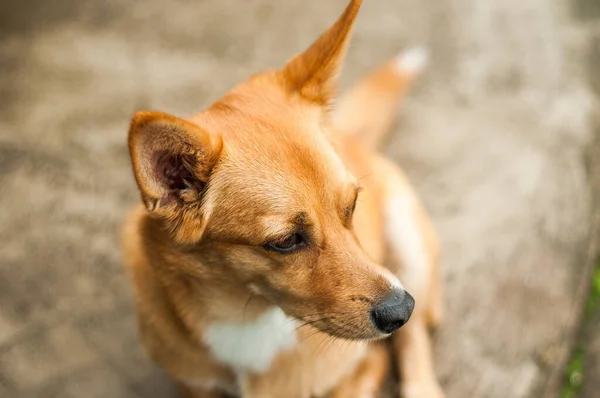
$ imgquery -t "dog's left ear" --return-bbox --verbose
[281,0,362,107]
[128,111,223,244]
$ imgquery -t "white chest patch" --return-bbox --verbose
[203,307,297,373]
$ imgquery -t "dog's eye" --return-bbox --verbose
[344,194,359,224]
[266,233,306,253]
[350,195,358,214]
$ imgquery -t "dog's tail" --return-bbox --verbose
[331,47,429,150]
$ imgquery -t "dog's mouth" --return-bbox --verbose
[291,289,415,340]
[294,312,382,340]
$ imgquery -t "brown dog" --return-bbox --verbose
[122,1,443,397]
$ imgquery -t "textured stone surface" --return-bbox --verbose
[582,308,600,398]
[0,0,598,397]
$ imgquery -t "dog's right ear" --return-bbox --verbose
[281,0,362,108]
[128,111,223,244]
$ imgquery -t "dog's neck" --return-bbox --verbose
[159,260,273,327]
[141,215,266,322]
[160,260,298,373]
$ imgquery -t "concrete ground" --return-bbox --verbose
[0,0,599,397]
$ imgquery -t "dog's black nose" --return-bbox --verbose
[370,289,415,334]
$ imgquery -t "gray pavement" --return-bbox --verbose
[0,0,599,397]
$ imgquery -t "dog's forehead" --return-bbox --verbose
[196,85,352,188]
[202,126,350,218]
[222,129,351,202]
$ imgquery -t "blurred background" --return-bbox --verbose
[0,0,599,397]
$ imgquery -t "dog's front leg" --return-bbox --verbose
[240,369,309,398]
[328,343,389,398]
[393,316,444,398]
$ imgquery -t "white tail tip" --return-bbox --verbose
[394,46,430,75]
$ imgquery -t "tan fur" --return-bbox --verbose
[123,0,443,397]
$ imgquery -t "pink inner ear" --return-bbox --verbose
[155,151,204,192]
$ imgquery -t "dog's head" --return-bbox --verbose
[128,0,414,339]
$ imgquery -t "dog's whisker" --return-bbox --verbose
[295,317,330,331]
[242,293,255,323]
[357,172,375,183]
